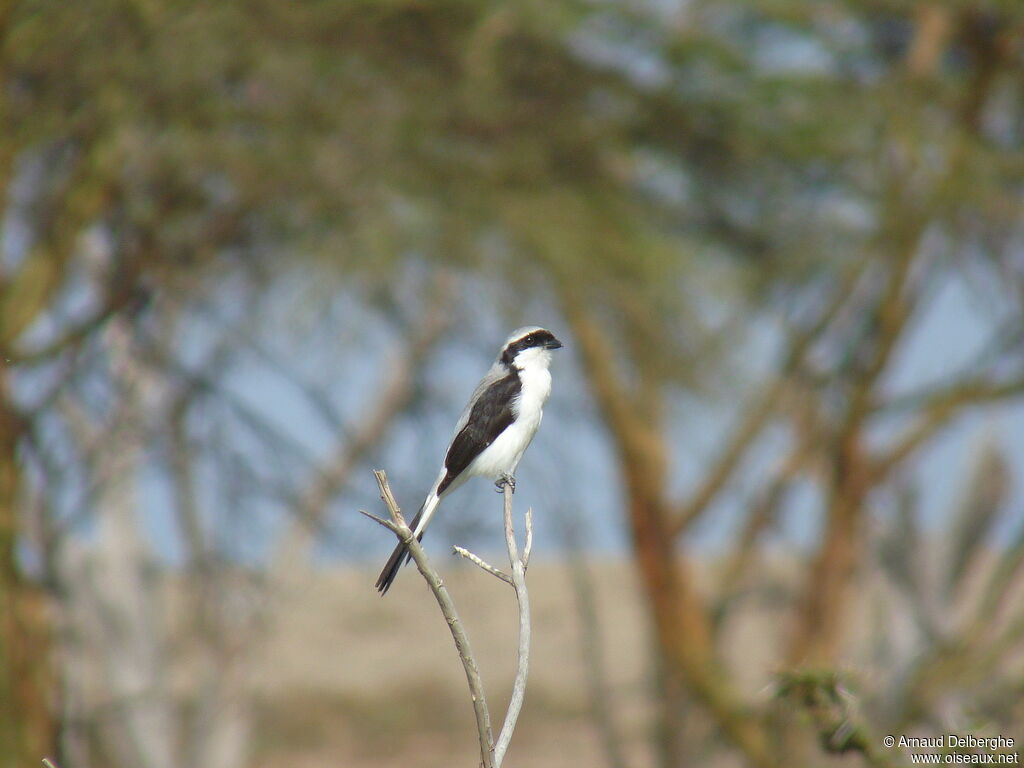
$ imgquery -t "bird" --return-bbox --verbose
[375,326,563,594]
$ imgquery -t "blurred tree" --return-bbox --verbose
[0,1,451,763]
[2,0,1024,767]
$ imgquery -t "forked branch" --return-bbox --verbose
[494,483,531,766]
[362,471,534,768]
[361,471,494,767]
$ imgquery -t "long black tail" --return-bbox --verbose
[375,509,423,595]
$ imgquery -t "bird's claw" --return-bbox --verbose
[495,474,516,493]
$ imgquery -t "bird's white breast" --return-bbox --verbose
[514,361,552,427]
[469,355,552,480]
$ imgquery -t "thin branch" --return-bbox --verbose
[906,5,953,78]
[893,376,1024,413]
[365,471,534,768]
[493,482,531,767]
[669,258,871,536]
[712,472,791,631]
[368,471,495,768]
[522,508,533,571]
[968,511,1024,632]
[284,275,453,555]
[9,300,122,365]
[453,546,513,586]
[356,508,398,532]
[788,244,922,664]
[872,375,1024,479]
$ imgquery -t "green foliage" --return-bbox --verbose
[6,1,1023,334]
[3,3,1024,767]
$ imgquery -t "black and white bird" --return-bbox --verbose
[375,326,563,594]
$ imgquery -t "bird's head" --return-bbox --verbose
[500,326,563,369]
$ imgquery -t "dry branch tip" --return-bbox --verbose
[453,545,514,585]
[357,508,400,533]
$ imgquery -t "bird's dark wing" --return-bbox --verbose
[438,369,521,495]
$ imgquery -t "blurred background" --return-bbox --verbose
[2,1,1024,767]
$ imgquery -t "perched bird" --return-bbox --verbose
[375,326,563,594]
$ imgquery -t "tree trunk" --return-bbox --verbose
[788,435,869,664]
[0,394,55,768]
[622,465,776,768]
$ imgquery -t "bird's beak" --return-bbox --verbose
[545,337,564,350]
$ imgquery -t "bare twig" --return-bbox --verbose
[453,545,513,586]
[365,471,534,768]
[522,508,534,571]
[494,482,532,767]
[365,471,495,768]
[356,508,396,531]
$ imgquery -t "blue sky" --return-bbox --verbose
[126,264,1024,568]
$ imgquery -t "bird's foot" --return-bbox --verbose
[495,473,516,493]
